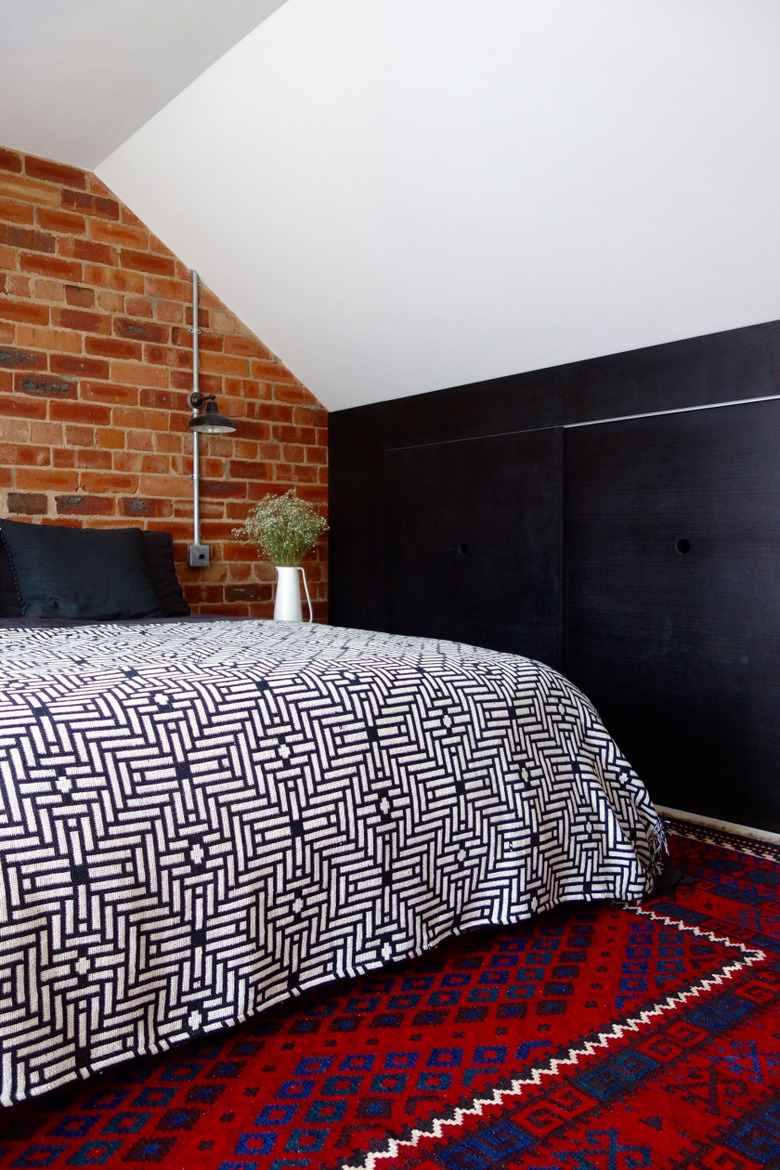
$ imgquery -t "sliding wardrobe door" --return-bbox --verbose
[564,398,780,831]
[385,429,562,665]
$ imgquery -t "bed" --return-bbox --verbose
[0,522,665,1106]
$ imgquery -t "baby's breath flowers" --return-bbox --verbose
[232,490,328,566]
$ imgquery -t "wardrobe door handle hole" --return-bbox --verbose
[676,538,692,555]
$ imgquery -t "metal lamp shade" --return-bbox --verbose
[188,395,236,434]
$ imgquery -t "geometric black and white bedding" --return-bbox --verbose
[0,619,666,1105]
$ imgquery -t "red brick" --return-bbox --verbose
[0,195,34,225]
[0,442,50,467]
[116,317,168,343]
[113,407,170,432]
[224,584,266,603]
[112,360,169,389]
[145,344,189,368]
[61,189,119,219]
[0,299,49,325]
[31,278,65,302]
[16,325,82,354]
[138,473,191,499]
[89,220,149,249]
[120,249,175,277]
[0,395,47,423]
[28,420,64,445]
[251,359,299,384]
[227,459,273,481]
[156,299,184,325]
[1,225,56,253]
[80,470,138,494]
[16,467,79,491]
[37,208,87,234]
[126,429,156,452]
[119,496,173,518]
[124,296,153,319]
[145,275,192,301]
[85,336,141,360]
[81,381,139,406]
[65,285,95,308]
[199,351,250,378]
[172,325,221,351]
[232,418,271,442]
[273,424,317,445]
[54,307,111,334]
[54,447,112,470]
[225,334,269,359]
[14,372,76,398]
[59,238,117,266]
[1,264,24,289]
[274,463,318,484]
[81,266,142,295]
[0,347,47,370]
[224,377,272,402]
[293,404,328,428]
[272,383,317,404]
[96,290,124,313]
[26,156,87,189]
[7,491,48,514]
[0,148,23,173]
[0,415,29,440]
[20,253,82,281]
[1,173,59,206]
[139,388,188,411]
[200,479,246,498]
[152,432,186,455]
[64,424,96,446]
[50,400,111,425]
[262,403,295,424]
[49,353,108,378]
[95,427,126,450]
[113,452,168,475]
[55,494,116,515]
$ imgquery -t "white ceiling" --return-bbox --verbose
[3,1,780,412]
[0,0,288,169]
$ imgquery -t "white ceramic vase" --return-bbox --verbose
[273,565,313,622]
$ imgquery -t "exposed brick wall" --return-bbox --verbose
[0,148,328,619]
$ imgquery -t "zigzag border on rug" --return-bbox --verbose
[338,905,767,1170]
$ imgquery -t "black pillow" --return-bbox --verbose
[141,531,190,617]
[0,520,163,621]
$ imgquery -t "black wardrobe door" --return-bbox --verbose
[385,429,563,665]
[564,399,780,832]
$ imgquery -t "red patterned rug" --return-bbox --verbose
[1,821,779,1169]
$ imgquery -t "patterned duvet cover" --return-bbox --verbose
[0,619,665,1104]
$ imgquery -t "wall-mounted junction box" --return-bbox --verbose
[187,544,210,568]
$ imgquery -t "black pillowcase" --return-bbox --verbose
[0,520,163,621]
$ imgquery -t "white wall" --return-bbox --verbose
[98,0,780,411]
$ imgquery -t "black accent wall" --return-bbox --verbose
[329,320,780,832]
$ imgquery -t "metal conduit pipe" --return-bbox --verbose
[191,271,201,547]
[187,271,209,567]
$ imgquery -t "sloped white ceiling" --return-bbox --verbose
[4,1,780,411]
[0,0,289,169]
